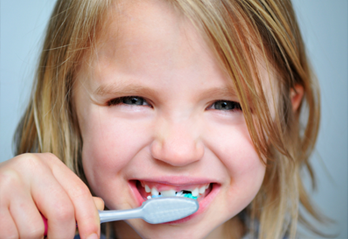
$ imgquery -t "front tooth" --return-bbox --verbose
[145,185,151,193]
[161,189,176,197]
[191,188,199,197]
[199,186,206,194]
[176,191,184,197]
[205,184,209,189]
[151,187,159,196]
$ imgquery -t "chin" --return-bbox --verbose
[125,216,220,239]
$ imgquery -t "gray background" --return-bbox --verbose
[0,0,347,238]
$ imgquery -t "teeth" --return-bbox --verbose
[161,189,176,197]
[191,188,199,197]
[143,183,210,199]
[175,191,184,197]
[151,187,159,196]
[201,184,210,194]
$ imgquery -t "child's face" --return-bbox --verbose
[74,0,266,238]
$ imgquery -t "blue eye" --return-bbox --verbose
[108,96,148,106]
[212,101,242,111]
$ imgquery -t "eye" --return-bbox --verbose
[108,96,149,106]
[210,100,242,111]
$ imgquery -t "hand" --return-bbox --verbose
[0,153,104,239]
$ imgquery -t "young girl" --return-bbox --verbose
[0,0,326,238]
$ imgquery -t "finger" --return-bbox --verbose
[43,154,100,239]
[93,197,105,211]
[1,165,42,239]
[0,153,76,238]
[0,168,19,239]
[9,195,45,239]
[29,167,76,238]
[50,165,100,239]
[0,208,19,239]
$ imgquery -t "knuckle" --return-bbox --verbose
[15,152,38,161]
[74,183,91,198]
[13,153,42,170]
[14,152,58,168]
[41,152,58,162]
[0,169,21,193]
[53,202,75,222]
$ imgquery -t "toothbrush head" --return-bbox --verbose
[141,197,199,224]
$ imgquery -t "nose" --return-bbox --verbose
[150,118,204,167]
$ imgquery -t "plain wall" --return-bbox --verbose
[1,0,347,238]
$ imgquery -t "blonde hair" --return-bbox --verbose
[15,0,324,238]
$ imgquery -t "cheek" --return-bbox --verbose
[225,149,265,200]
[227,128,265,187]
[82,119,128,175]
[80,110,150,194]
[210,123,266,210]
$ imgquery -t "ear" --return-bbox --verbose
[290,84,304,112]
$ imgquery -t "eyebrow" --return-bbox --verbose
[94,82,151,95]
[93,81,239,101]
[201,86,238,99]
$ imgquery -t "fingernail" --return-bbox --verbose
[87,233,98,239]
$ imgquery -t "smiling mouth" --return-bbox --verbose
[134,180,214,202]
[128,179,220,223]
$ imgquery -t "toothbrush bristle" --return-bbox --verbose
[148,191,197,200]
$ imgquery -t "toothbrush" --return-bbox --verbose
[43,197,199,235]
[99,197,198,223]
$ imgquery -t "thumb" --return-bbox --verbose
[93,197,105,211]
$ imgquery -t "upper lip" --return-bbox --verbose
[130,176,217,186]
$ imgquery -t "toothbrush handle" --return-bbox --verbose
[42,208,143,236]
[99,208,143,223]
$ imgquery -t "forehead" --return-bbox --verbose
[78,0,276,106]
[78,0,233,90]
[97,0,214,68]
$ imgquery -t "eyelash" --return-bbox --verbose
[208,100,242,111]
[108,97,242,111]
[108,96,150,106]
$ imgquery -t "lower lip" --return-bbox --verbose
[128,181,220,223]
